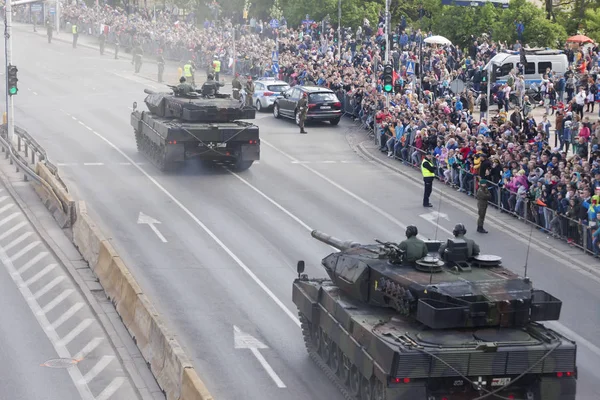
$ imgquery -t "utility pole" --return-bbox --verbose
[384,0,389,64]
[5,0,14,145]
[55,0,59,34]
[232,26,236,76]
[337,0,341,49]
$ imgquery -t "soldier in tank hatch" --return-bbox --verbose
[398,225,428,264]
[175,76,194,96]
[201,73,224,97]
[438,223,480,259]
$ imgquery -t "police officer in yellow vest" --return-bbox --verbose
[72,22,78,48]
[421,152,435,207]
[183,61,195,86]
[212,56,221,81]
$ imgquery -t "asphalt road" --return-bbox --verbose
[9,23,600,400]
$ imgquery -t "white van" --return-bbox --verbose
[485,49,568,87]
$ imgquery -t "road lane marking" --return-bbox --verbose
[137,212,167,243]
[0,212,20,228]
[0,203,14,215]
[234,325,286,388]
[40,289,75,314]
[79,355,115,384]
[17,251,48,274]
[3,232,34,252]
[25,263,57,286]
[69,115,301,326]
[0,241,96,399]
[73,337,104,360]
[0,221,28,241]
[95,377,125,400]
[83,162,104,166]
[0,195,9,203]
[58,319,94,346]
[10,241,42,262]
[34,276,65,299]
[51,302,85,329]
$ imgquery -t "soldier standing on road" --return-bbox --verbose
[244,75,255,107]
[46,19,53,44]
[157,50,165,83]
[132,45,144,73]
[99,33,106,55]
[297,92,308,134]
[114,35,120,59]
[231,73,242,100]
[71,22,79,48]
[421,153,435,207]
[398,225,428,264]
[476,180,491,233]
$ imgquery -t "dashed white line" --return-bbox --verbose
[40,289,75,314]
[51,302,84,329]
[78,121,86,127]
[71,116,78,121]
[0,203,14,215]
[17,251,48,274]
[0,212,19,228]
[58,319,94,346]
[0,221,28,241]
[118,162,132,166]
[79,356,115,384]
[3,232,34,252]
[33,276,65,299]
[95,377,125,400]
[57,163,78,166]
[33,91,38,96]
[83,163,105,166]
[24,263,57,286]
[73,337,104,360]
[10,241,42,262]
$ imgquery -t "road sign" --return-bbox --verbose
[271,50,278,63]
[49,5,55,14]
[406,61,415,75]
[272,62,279,75]
[270,19,279,29]
[31,4,41,12]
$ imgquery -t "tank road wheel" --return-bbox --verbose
[360,377,373,400]
[298,312,318,353]
[329,342,340,375]
[340,354,351,384]
[349,365,361,396]
[372,379,386,400]
[319,328,331,363]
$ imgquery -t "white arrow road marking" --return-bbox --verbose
[419,211,450,224]
[233,325,286,388]
[137,212,167,243]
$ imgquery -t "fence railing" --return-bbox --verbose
[337,90,600,258]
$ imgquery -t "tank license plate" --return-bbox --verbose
[491,377,511,386]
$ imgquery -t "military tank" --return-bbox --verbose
[293,230,577,400]
[130,86,259,171]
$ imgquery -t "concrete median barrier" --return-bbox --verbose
[34,164,214,400]
[33,163,75,228]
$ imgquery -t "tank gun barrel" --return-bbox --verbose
[311,230,360,251]
[144,89,156,95]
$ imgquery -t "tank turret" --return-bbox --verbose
[308,230,562,330]
[142,87,256,122]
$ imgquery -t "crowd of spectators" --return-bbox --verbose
[14,2,600,256]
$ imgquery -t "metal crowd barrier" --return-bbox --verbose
[339,90,600,258]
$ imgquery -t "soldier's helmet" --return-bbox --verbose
[180,76,186,83]
[453,223,467,237]
[207,73,215,80]
[405,225,418,238]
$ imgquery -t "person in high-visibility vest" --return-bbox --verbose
[183,61,195,86]
[212,56,221,81]
[421,153,435,207]
[72,22,79,48]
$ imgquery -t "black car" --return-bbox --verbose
[273,86,343,126]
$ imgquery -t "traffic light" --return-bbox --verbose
[394,82,402,93]
[383,64,393,93]
[7,65,18,96]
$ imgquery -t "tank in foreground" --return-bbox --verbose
[293,230,577,400]
[130,87,259,171]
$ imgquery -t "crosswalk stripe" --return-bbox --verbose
[3,231,33,252]
[0,212,20,228]
[10,241,41,262]
[40,289,74,314]
[33,276,65,299]
[25,264,57,286]
[95,377,125,400]
[0,203,14,215]
[50,302,84,329]
[57,318,93,346]
[0,221,27,242]
[78,356,114,384]
[73,337,104,360]
[17,251,48,274]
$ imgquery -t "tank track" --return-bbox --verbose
[298,311,386,400]
[134,129,169,171]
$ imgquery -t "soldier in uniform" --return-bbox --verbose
[231,73,242,100]
[99,32,106,55]
[46,19,53,44]
[175,77,194,96]
[114,34,120,59]
[157,50,165,83]
[201,73,224,97]
[244,75,255,107]
[438,223,480,259]
[132,44,144,73]
[398,225,428,264]
[476,179,491,233]
[297,92,309,134]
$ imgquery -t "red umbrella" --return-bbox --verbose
[566,34,594,43]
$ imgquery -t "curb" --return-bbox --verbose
[28,161,214,399]
[0,160,157,399]
[353,140,600,278]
